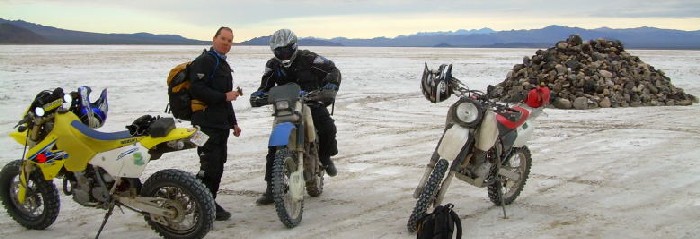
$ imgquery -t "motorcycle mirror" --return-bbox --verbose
[35,107,45,117]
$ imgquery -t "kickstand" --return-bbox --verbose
[95,201,116,239]
[496,156,508,219]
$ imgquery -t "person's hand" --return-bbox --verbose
[226,90,240,101]
[232,125,241,137]
[321,83,338,91]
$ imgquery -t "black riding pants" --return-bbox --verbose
[197,126,230,199]
[264,106,337,182]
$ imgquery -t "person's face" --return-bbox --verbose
[213,29,233,55]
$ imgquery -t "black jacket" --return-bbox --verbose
[257,49,341,93]
[189,48,237,129]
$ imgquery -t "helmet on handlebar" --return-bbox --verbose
[421,63,453,103]
[269,29,298,68]
[74,86,108,129]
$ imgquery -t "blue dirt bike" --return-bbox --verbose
[250,83,335,228]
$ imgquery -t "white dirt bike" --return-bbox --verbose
[408,64,550,232]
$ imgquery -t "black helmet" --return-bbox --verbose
[420,63,453,103]
[269,29,298,68]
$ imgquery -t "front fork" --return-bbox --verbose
[16,162,31,204]
[411,151,457,207]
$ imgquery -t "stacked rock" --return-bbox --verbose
[489,34,697,109]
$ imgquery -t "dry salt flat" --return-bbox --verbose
[0,45,698,239]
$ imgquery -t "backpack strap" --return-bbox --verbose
[205,50,221,81]
[445,204,462,239]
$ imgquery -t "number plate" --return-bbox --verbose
[189,130,209,146]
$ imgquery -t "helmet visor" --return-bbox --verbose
[273,43,297,61]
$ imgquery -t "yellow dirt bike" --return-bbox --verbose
[0,87,215,239]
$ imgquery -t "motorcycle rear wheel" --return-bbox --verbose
[488,147,532,205]
[407,158,448,232]
[0,160,60,230]
[305,173,324,197]
[140,169,215,239]
[272,147,304,228]
[305,142,324,197]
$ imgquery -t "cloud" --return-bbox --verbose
[1,0,699,41]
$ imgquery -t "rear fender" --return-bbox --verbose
[139,128,197,149]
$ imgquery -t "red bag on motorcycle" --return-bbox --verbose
[524,85,551,108]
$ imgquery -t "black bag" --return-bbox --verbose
[416,203,462,239]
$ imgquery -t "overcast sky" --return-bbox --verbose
[1,0,699,42]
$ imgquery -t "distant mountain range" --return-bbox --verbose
[0,18,208,45]
[242,25,700,50]
[2,18,699,49]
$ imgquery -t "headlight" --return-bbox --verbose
[34,107,46,117]
[274,100,290,111]
[450,98,483,128]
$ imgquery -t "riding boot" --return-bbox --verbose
[215,203,231,221]
[255,182,274,205]
[320,155,337,177]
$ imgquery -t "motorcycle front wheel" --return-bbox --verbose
[407,158,448,232]
[140,169,215,239]
[0,160,60,230]
[272,147,304,228]
[488,146,532,205]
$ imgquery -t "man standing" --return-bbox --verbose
[189,26,241,221]
[251,28,341,205]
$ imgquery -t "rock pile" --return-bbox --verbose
[489,35,697,109]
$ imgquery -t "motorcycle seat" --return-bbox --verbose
[70,120,133,140]
[496,106,530,129]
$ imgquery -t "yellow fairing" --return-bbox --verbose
[46,112,137,172]
[14,111,196,174]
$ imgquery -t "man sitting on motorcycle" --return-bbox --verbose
[250,28,341,205]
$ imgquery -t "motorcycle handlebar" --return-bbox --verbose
[250,89,336,107]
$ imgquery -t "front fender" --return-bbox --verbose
[9,130,27,146]
[436,124,471,161]
[269,122,296,147]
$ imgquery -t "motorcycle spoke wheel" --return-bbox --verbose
[407,159,448,233]
[0,160,60,230]
[306,142,324,197]
[305,173,324,197]
[141,169,215,239]
[272,147,304,228]
[488,147,532,205]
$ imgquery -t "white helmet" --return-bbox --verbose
[269,29,298,68]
